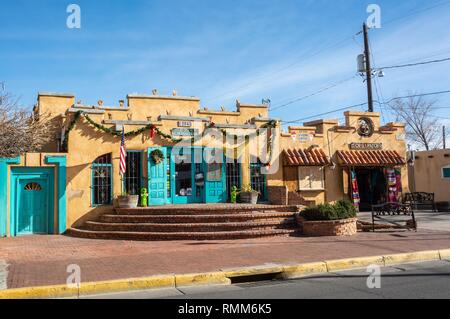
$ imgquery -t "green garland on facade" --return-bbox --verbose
[61,111,278,161]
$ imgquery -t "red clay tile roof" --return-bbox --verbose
[337,150,406,166]
[284,148,331,166]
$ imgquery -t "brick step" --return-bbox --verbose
[115,205,299,216]
[101,213,295,224]
[84,219,296,232]
[67,228,299,241]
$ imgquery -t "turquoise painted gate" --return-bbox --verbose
[148,147,167,206]
[204,148,226,203]
[10,168,54,236]
[17,179,48,235]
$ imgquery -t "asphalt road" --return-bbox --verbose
[82,260,450,299]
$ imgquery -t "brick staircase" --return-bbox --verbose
[68,204,301,241]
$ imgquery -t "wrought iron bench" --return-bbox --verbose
[403,192,437,212]
[371,203,417,232]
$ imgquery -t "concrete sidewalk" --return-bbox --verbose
[1,229,450,290]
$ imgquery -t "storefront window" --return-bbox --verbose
[207,162,222,182]
[298,167,324,191]
[175,153,192,197]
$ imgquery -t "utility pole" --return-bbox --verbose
[363,23,374,112]
[444,126,447,149]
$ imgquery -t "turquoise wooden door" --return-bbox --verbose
[148,147,167,206]
[16,179,49,235]
[204,148,226,203]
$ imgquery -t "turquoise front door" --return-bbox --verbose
[17,179,48,235]
[204,148,226,203]
[170,147,202,204]
[148,147,167,206]
[10,168,54,237]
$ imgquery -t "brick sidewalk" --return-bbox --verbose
[1,230,450,289]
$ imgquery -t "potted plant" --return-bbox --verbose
[296,200,358,237]
[117,191,139,209]
[239,184,259,204]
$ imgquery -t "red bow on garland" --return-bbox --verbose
[150,126,156,139]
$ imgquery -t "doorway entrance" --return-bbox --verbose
[10,167,54,236]
[355,167,387,211]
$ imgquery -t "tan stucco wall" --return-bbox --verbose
[279,111,408,205]
[56,94,272,227]
[31,92,409,227]
[409,149,450,202]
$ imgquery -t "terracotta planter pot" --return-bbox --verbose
[117,195,139,209]
[296,216,358,237]
[239,192,259,204]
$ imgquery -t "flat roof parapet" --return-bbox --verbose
[38,92,75,98]
[127,94,200,102]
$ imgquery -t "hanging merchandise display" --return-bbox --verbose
[351,169,360,208]
[395,168,403,202]
[386,168,398,203]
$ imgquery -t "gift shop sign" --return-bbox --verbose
[349,143,383,150]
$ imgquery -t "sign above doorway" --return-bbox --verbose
[177,121,192,128]
[349,142,383,150]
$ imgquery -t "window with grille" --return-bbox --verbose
[226,160,241,200]
[298,166,325,191]
[92,154,112,206]
[250,160,267,201]
[124,151,143,196]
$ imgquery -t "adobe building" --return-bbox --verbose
[0,90,408,238]
[408,149,450,202]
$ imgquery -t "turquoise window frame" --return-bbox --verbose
[443,167,450,179]
[91,162,113,207]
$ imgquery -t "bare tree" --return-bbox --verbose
[0,83,52,158]
[388,94,443,151]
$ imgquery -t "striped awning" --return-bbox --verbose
[337,150,406,167]
[283,148,331,166]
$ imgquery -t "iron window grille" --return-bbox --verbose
[91,153,113,206]
[123,151,143,196]
[226,159,242,200]
[250,159,268,202]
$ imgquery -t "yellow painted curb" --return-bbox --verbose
[281,262,327,279]
[175,272,231,287]
[1,249,448,299]
[439,249,450,260]
[383,250,441,266]
[325,256,385,272]
[221,265,283,278]
[0,275,175,299]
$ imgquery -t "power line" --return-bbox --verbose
[280,90,450,125]
[281,102,367,124]
[202,32,360,104]
[383,0,450,26]
[383,90,450,104]
[378,57,450,70]
[270,75,357,112]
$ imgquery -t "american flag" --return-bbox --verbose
[119,128,127,176]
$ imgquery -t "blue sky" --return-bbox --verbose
[1,0,450,127]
